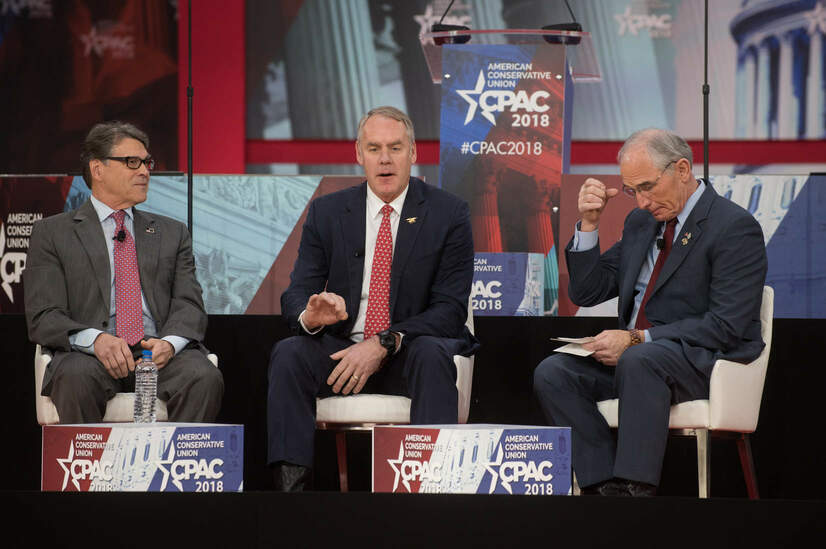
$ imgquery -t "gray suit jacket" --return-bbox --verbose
[565,183,768,375]
[24,199,207,383]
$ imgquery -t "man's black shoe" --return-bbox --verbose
[625,479,657,497]
[272,462,312,492]
[580,478,627,496]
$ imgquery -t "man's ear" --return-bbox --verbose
[355,141,364,166]
[90,159,104,182]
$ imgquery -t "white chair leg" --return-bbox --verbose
[695,428,710,498]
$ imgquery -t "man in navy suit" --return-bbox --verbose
[267,106,477,490]
[534,128,767,496]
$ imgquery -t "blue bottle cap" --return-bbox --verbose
[142,350,153,360]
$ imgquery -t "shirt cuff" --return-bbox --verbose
[571,222,598,251]
[298,310,323,335]
[69,328,103,355]
[643,329,651,343]
[162,335,190,356]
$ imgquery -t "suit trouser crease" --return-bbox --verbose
[44,349,223,423]
[533,339,709,487]
[267,333,460,467]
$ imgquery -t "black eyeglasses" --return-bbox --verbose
[106,156,155,171]
[622,160,675,198]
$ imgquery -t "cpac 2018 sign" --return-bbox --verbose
[373,425,571,495]
[42,424,244,492]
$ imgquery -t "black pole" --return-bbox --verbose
[187,0,193,235]
[703,0,709,181]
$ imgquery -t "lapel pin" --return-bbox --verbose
[681,232,691,246]
[406,217,417,224]
[145,227,155,234]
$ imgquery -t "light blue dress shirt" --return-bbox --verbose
[571,180,706,341]
[68,195,189,355]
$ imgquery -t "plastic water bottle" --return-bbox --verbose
[134,350,157,423]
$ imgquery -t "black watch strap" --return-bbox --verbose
[378,330,396,355]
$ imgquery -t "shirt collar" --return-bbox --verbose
[675,179,705,228]
[90,194,134,223]
[366,181,409,218]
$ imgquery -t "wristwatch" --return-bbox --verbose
[629,329,643,346]
[377,329,397,355]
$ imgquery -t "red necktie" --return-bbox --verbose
[112,210,144,345]
[635,218,678,330]
[364,204,393,339]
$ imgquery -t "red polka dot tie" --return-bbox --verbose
[112,210,144,345]
[364,204,393,339]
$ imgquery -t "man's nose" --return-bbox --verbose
[636,193,651,208]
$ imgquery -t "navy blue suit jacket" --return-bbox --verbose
[282,177,478,355]
[566,183,767,375]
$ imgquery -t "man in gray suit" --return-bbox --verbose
[24,121,223,423]
[533,129,767,496]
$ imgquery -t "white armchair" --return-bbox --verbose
[34,344,218,425]
[315,302,476,492]
[595,285,774,498]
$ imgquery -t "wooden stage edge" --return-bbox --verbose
[5,490,825,547]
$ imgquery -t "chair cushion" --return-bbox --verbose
[102,393,169,422]
[597,398,710,429]
[316,394,411,425]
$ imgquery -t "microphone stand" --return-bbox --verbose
[702,0,709,181]
[187,0,194,236]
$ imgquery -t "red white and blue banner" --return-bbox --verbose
[42,423,243,492]
[372,425,572,495]
[438,44,570,315]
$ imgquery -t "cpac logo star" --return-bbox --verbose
[57,442,114,491]
[386,442,442,492]
[0,225,27,303]
[614,6,672,37]
[413,1,471,36]
[155,445,224,491]
[80,24,135,59]
[483,444,554,494]
[457,71,550,126]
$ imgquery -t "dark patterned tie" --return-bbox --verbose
[364,204,393,339]
[635,218,678,330]
[112,210,144,345]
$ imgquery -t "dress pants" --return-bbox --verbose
[267,333,462,468]
[533,339,709,487]
[44,348,224,423]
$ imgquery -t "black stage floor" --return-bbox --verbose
[5,490,825,548]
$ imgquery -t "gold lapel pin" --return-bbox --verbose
[681,232,691,246]
[146,227,155,234]
[406,217,417,224]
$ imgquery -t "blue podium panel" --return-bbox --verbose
[42,423,243,492]
[373,424,571,495]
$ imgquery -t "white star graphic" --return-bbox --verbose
[614,6,636,37]
[483,444,512,494]
[807,2,826,35]
[457,71,496,125]
[154,444,181,492]
[57,442,79,491]
[386,442,408,492]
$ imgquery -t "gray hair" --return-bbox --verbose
[81,121,150,188]
[356,106,415,147]
[617,128,693,170]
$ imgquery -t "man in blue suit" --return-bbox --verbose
[267,106,478,490]
[534,128,767,496]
